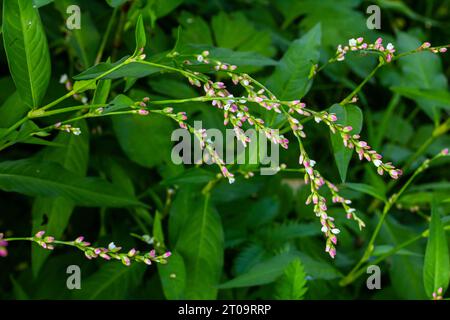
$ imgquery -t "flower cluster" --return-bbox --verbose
[314,110,403,179]
[73,236,171,266]
[0,233,8,257]
[298,153,361,258]
[59,74,89,104]
[432,287,444,300]
[34,231,55,250]
[420,42,448,53]
[336,37,396,62]
[172,52,405,257]
[54,122,82,135]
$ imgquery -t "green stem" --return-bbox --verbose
[340,62,383,105]
[95,7,118,65]
[29,104,107,119]
[340,152,444,286]
[344,226,450,284]
[374,93,400,149]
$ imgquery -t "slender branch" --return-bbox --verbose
[340,150,448,286]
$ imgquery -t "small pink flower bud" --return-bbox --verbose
[35,231,45,238]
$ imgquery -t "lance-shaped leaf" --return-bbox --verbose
[3,0,51,108]
[423,201,450,298]
[0,159,143,207]
[329,104,363,182]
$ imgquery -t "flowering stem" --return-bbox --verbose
[340,61,384,105]
[340,151,448,286]
[342,225,450,284]
[28,104,108,119]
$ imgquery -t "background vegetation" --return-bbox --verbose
[0,0,449,300]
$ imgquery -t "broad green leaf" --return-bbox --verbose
[158,251,186,300]
[176,195,224,299]
[396,32,448,121]
[161,168,215,186]
[31,121,89,277]
[135,15,146,53]
[275,259,308,300]
[219,252,296,289]
[329,104,363,182]
[345,182,387,202]
[380,216,427,299]
[92,80,112,105]
[73,56,160,80]
[0,92,29,128]
[169,187,198,245]
[391,87,450,110]
[423,201,450,298]
[266,24,321,100]
[3,0,51,108]
[73,263,146,299]
[112,112,173,168]
[33,0,54,8]
[0,159,143,207]
[296,252,342,280]
[106,0,128,7]
[211,11,274,56]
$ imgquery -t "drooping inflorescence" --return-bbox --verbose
[0,231,171,267]
[46,36,448,259]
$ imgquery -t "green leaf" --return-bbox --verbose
[396,32,448,121]
[73,263,146,299]
[274,259,308,300]
[161,168,215,186]
[73,56,160,80]
[112,113,173,168]
[329,104,363,182]
[211,11,274,56]
[423,201,450,298]
[158,251,186,300]
[106,0,128,8]
[219,252,296,289]
[3,0,51,108]
[33,0,54,8]
[31,121,89,277]
[391,87,450,110]
[0,159,143,207]
[176,195,224,299]
[0,92,29,128]
[266,23,321,100]
[135,15,146,54]
[345,182,387,202]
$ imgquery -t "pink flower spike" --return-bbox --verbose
[441,148,449,155]
[440,48,448,53]
[163,251,172,258]
[422,42,431,48]
[149,249,156,257]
